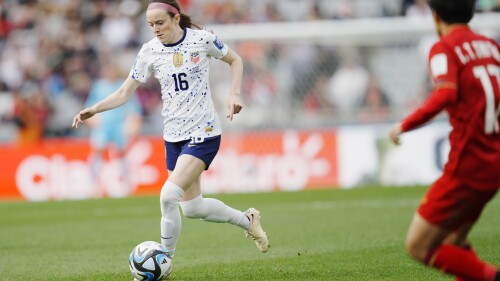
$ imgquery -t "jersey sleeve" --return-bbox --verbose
[400,42,461,132]
[401,87,456,132]
[428,42,459,89]
[204,31,229,59]
[129,44,153,83]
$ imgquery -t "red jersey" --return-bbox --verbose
[401,26,500,191]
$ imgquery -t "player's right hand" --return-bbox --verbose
[72,107,96,129]
[389,123,403,145]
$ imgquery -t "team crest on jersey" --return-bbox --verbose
[190,52,200,64]
[213,36,224,50]
[173,52,184,68]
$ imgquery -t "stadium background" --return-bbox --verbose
[0,0,499,201]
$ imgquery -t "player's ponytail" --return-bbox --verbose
[179,13,201,30]
[150,0,202,30]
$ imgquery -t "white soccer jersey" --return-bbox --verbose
[130,28,228,142]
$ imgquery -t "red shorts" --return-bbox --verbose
[418,173,497,231]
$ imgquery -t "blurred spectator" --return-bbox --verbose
[476,0,500,12]
[84,62,142,194]
[326,57,370,119]
[100,4,135,49]
[357,76,391,122]
[275,0,316,21]
[333,0,356,19]
[401,0,415,15]
[303,74,333,114]
[355,0,386,18]
[405,0,432,18]
[11,90,52,145]
[0,7,12,40]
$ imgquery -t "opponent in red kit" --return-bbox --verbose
[389,0,500,280]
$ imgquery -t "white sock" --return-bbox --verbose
[180,195,250,230]
[159,181,184,256]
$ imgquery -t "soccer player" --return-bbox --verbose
[389,0,500,280]
[72,0,269,264]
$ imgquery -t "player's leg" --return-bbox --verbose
[111,129,130,186]
[179,172,249,228]
[160,154,205,257]
[179,174,269,252]
[406,174,498,281]
[405,212,447,261]
[443,221,473,247]
[407,213,498,281]
[445,222,479,281]
[89,130,106,196]
[89,147,104,183]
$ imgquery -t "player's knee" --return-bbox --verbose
[160,182,183,206]
[181,204,203,219]
[180,196,205,219]
[405,237,428,263]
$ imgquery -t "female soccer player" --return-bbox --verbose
[72,0,269,262]
[390,0,499,280]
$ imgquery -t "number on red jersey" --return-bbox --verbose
[473,65,500,134]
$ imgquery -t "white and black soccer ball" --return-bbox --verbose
[129,241,172,281]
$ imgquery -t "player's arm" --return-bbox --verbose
[72,76,142,129]
[390,42,459,145]
[220,47,243,121]
[390,83,456,145]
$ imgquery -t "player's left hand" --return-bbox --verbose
[227,94,243,121]
[389,124,403,145]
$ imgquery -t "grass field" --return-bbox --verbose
[1,186,499,281]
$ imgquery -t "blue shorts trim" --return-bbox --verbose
[164,135,221,171]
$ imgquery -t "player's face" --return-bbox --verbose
[146,9,181,44]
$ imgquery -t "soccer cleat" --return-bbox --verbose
[245,208,270,253]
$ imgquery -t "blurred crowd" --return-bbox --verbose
[0,0,498,144]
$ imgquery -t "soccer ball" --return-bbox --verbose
[129,241,172,281]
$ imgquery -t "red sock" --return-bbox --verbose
[429,244,497,281]
[456,245,477,281]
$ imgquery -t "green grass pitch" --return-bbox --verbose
[1,186,499,281]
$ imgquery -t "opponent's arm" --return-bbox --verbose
[390,84,456,145]
[221,47,243,121]
[72,76,142,128]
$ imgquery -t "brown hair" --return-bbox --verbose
[150,0,201,29]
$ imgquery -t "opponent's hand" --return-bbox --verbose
[72,107,96,129]
[226,94,243,121]
[389,123,403,145]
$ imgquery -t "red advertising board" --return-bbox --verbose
[0,137,167,201]
[204,130,338,193]
[0,130,338,201]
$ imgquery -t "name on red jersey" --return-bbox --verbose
[454,40,499,64]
